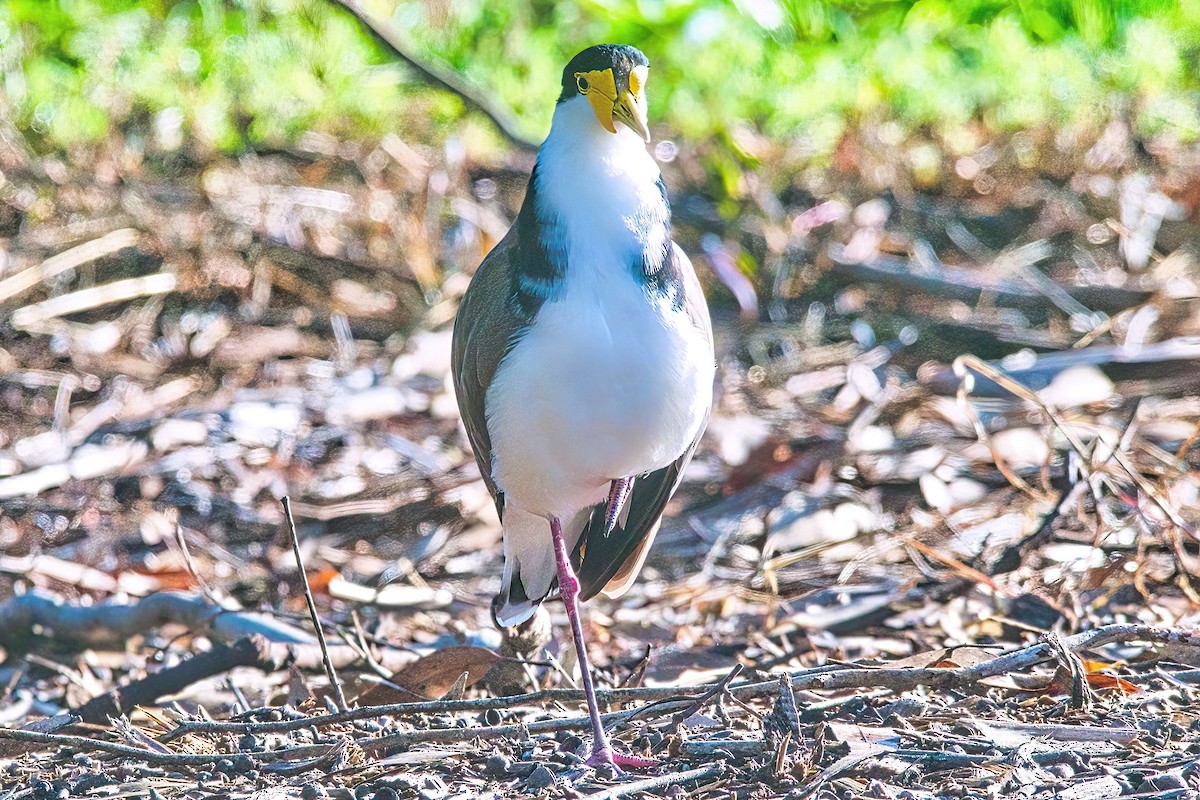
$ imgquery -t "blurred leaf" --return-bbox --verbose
[0,0,1197,156]
[384,645,502,700]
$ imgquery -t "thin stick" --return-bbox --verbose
[1172,418,1200,467]
[11,272,176,330]
[328,0,539,152]
[358,701,696,753]
[587,763,726,800]
[0,228,140,305]
[901,535,1006,594]
[666,663,744,727]
[281,496,348,713]
[0,728,230,766]
[0,727,341,766]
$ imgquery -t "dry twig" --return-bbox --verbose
[587,763,726,800]
[0,590,314,648]
[327,0,539,151]
[281,495,348,712]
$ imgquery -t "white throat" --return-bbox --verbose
[534,96,668,281]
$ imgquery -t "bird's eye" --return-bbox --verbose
[576,75,589,93]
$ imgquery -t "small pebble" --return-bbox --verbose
[238,733,261,751]
[1139,773,1187,792]
[301,785,326,800]
[376,788,401,800]
[484,708,503,726]
[592,763,621,781]
[73,774,116,792]
[484,754,512,777]
[525,765,556,791]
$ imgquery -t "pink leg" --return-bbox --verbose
[549,516,656,772]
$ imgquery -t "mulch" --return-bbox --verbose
[1,113,1199,798]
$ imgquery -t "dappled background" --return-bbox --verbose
[2,1,1200,798]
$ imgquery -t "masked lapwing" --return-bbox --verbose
[452,43,714,770]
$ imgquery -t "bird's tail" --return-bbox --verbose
[494,507,587,627]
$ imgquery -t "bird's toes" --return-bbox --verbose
[584,746,657,777]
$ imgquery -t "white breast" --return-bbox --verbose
[484,98,713,520]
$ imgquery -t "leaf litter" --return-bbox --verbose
[0,110,1199,799]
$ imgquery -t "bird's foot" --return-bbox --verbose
[603,477,634,535]
[586,745,658,775]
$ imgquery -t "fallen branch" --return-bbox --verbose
[781,624,1200,694]
[160,623,1193,744]
[921,335,1200,396]
[588,763,726,800]
[73,636,285,724]
[0,727,234,767]
[0,590,313,648]
[0,727,337,767]
[328,0,539,152]
[829,245,1150,315]
[0,591,418,672]
[666,663,744,727]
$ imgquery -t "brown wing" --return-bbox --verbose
[450,227,526,520]
[573,243,714,600]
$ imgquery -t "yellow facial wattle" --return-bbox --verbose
[574,66,651,142]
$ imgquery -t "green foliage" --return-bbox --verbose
[2,0,1198,158]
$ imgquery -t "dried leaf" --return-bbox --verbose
[371,645,502,702]
[287,665,318,707]
[1082,672,1139,695]
[307,567,340,595]
[890,646,998,669]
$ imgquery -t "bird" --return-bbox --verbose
[451,44,714,771]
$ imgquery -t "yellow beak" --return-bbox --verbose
[614,91,651,143]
